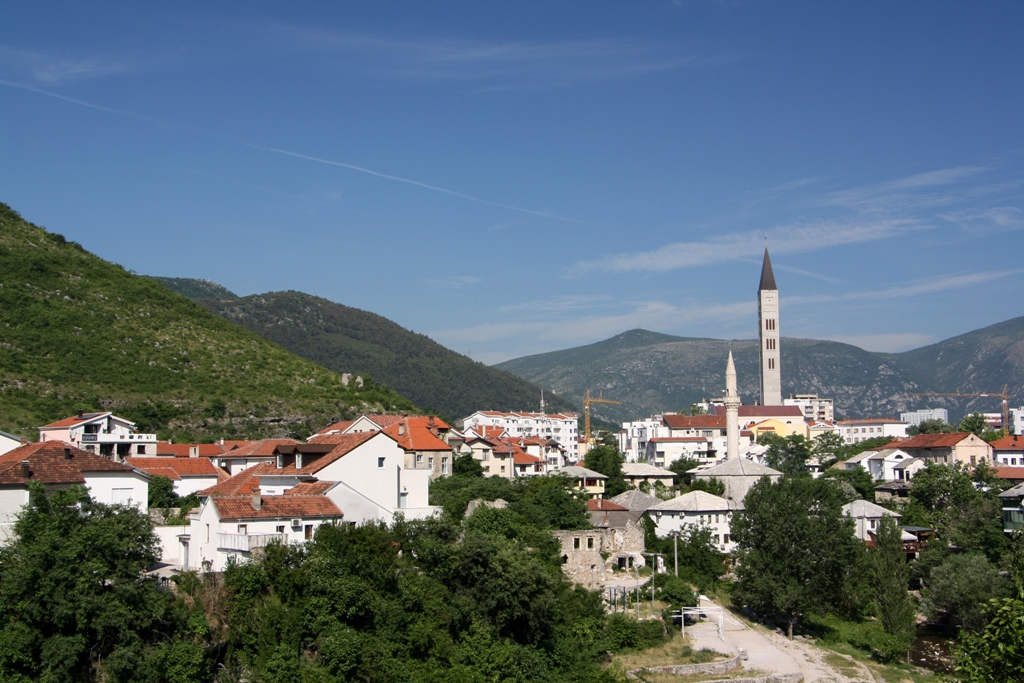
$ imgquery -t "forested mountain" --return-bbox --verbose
[0,202,415,441]
[170,288,578,422]
[495,320,1024,423]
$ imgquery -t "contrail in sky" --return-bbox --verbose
[0,80,590,225]
[243,143,594,224]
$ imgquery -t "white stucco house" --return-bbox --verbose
[0,430,21,456]
[647,490,741,553]
[0,442,150,544]
[842,499,901,542]
[180,431,440,572]
[689,458,782,504]
[38,411,158,459]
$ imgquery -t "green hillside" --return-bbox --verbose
[180,288,578,422]
[0,203,415,441]
[495,321,1024,422]
[150,276,237,300]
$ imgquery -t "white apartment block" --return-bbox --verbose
[1011,407,1024,436]
[837,418,908,445]
[900,408,949,427]
[784,394,834,422]
[461,411,580,462]
[618,417,667,463]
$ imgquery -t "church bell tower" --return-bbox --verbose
[758,248,782,406]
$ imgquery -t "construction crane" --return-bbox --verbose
[583,389,622,445]
[911,385,1016,435]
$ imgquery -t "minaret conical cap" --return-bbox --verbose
[758,248,777,291]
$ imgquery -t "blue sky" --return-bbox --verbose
[2,2,1022,364]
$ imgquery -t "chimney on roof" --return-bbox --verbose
[77,409,83,418]
[189,446,199,458]
[20,460,30,479]
[20,438,28,446]
[64,447,72,460]
[252,493,262,510]
[398,423,406,436]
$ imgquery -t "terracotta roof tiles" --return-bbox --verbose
[212,495,342,521]
[0,441,138,485]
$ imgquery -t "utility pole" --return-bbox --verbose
[674,532,679,577]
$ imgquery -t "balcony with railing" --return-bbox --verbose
[217,533,285,552]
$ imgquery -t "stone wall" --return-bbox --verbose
[553,518,645,586]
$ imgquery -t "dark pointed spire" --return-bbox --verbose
[758,248,777,291]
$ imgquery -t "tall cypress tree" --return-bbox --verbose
[870,516,916,661]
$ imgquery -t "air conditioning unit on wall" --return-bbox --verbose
[291,518,302,528]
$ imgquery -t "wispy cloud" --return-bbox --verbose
[0,79,169,125]
[940,206,1024,233]
[0,46,136,84]
[785,269,1024,306]
[571,219,923,275]
[261,25,708,90]
[244,143,594,224]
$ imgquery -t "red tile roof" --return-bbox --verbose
[286,481,335,495]
[713,406,803,418]
[650,437,707,443]
[896,433,977,449]
[279,432,379,474]
[382,418,452,452]
[663,414,726,430]
[837,418,906,425]
[587,498,628,511]
[513,450,541,466]
[219,440,256,451]
[38,412,111,429]
[126,457,223,478]
[996,467,1024,481]
[219,439,300,458]
[212,495,342,521]
[991,435,1024,452]
[156,442,227,458]
[0,442,138,485]
[199,462,274,496]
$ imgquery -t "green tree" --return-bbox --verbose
[584,444,629,497]
[731,475,861,638]
[812,431,847,467]
[923,553,1011,631]
[0,483,204,682]
[869,517,916,662]
[148,474,179,508]
[958,412,989,436]
[758,433,812,475]
[452,453,484,477]
[667,457,701,487]
[821,467,876,501]
[909,419,954,436]
[688,477,726,497]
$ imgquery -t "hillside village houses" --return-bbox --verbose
[460,410,579,463]
[39,410,158,457]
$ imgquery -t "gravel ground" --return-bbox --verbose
[683,597,876,683]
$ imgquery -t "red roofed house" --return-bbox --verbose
[210,439,300,476]
[313,414,456,479]
[155,441,228,458]
[38,410,158,458]
[0,442,150,543]
[185,431,439,572]
[896,432,993,467]
[713,405,805,430]
[126,456,226,496]
[992,434,1024,467]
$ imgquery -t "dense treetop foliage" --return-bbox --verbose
[0,202,415,441]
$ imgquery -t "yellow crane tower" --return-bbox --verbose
[583,389,622,445]
[911,384,1016,436]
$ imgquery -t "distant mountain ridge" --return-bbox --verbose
[494,319,1024,423]
[155,283,578,422]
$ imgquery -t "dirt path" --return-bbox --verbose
[683,596,876,682]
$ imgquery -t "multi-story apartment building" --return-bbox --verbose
[783,394,835,422]
[900,408,949,427]
[461,411,579,462]
[837,418,908,444]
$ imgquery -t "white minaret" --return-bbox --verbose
[758,248,782,406]
[725,350,740,460]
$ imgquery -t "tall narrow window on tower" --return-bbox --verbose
[757,248,782,406]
